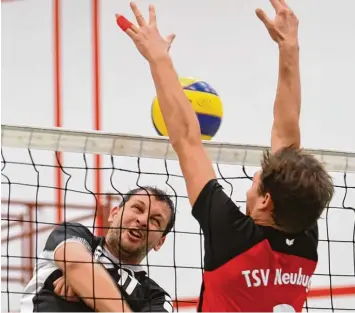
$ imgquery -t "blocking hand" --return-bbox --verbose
[256,0,299,45]
[116,2,175,62]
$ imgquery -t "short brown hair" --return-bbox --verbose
[120,186,175,236]
[259,146,334,233]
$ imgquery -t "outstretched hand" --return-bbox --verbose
[116,2,175,62]
[256,0,299,45]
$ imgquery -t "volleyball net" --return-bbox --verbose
[1,124,355,312]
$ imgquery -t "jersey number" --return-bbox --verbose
[273,304,296,312]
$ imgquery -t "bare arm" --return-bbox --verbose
[256,0,301,153]
[55,242,131,312]
[149,57,216,205]
[272,42,301,152]
[149,58,200,146]
[117,2,216,206]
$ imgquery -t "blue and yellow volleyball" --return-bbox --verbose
[151,77,223,140]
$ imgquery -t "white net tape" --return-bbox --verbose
[2,125,355,172]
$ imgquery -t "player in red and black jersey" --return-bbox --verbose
[192,179,321,312]
[117,0,334,311]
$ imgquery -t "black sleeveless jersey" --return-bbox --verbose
[21,222,173,312]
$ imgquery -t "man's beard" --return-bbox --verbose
[106,228,150,262]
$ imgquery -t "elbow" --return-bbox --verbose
[272,124,301,152]
[170,126,201,150]
[169,114,202,147]
[273,107,300,124]
[273,114,300,134]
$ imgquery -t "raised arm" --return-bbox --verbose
[148,56,216,206]
[116,2,216,206]
[256,0,301,153]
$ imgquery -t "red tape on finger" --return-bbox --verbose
[116,15,133,32]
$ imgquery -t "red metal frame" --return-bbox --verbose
[92,0,103,236]
[1,196,114,286]
[53,0,63,225]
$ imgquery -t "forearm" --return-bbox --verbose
[64,262,130,312]
[272,42,301,150]
[149,56,201,146]
[55,243,131,312]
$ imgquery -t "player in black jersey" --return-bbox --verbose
[116,0,334,311]
[20,186,175,312]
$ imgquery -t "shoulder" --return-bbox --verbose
[45,222,95,252]
[56,222,93,240]
[60,221,92,231]
[191,178,252,236]
[191,179,264,270]
[192,179,228,207]
[141,274,172,301]
[140,276,173,312]
[54,221,91,231]
[59,221,92,233]
[142,275,170,296]
[192,179,238,219]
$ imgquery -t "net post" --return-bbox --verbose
[53,0,63,224]
[92,0,103,236]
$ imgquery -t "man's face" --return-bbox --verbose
[107,190,171,261]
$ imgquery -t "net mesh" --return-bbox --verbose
[1,125,355,312]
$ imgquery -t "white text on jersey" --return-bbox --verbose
[241,268,311,288]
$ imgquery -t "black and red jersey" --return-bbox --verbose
[192,179,319,312]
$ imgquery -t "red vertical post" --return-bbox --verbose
[54,0,63,224]
[27,205,34,276]
[20,215,26,284]
[92,0,103,235]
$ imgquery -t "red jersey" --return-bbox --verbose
[192,179,318,312]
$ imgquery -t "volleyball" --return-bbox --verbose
[151,77,223,140]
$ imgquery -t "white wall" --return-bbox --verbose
[1,0,355,312]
